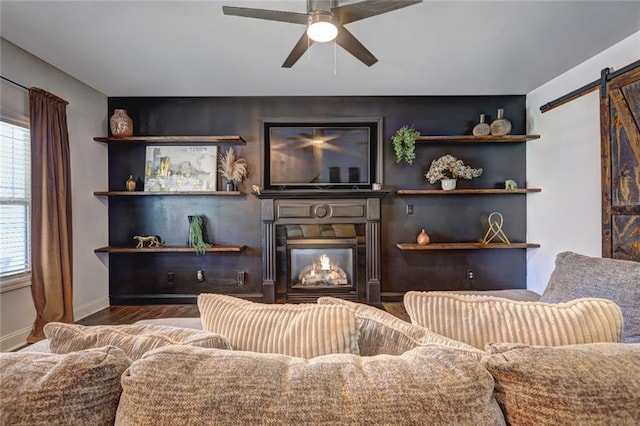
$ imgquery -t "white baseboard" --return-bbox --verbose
[74,296,109,321]
[1,326,33,352]
[0,297,109,352]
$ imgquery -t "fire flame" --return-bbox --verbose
[319,254,331,270]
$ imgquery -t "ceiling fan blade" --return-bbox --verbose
[222,6,308,25]
[335,26,377,67]
[282,32,314,68]
[332,0,422,25]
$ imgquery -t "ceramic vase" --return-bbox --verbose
[472,114,491,136]
[441,178,457,190]
[417,229,430,245]
[125,175,136,191]
[110,109,133,137]
[490,108,512,136]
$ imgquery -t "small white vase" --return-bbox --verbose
[441,179,457,190]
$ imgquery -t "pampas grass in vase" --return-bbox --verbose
[218,147,248,191]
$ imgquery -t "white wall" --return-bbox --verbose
[0,39,109,351]
[526,31,640,295]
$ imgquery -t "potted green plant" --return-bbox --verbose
[218,147,249,191]
[391,125,420,165]
[188,215,211,255]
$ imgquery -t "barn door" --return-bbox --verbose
[601,65,640,260]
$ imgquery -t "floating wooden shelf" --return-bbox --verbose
[415,135,540,143]
[95,245,246,253]
[396,243,540,250]
[93,191,244,196]
[93,135,246,144]
[396,188,541,195]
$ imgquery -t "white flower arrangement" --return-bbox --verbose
[425,154,483,184]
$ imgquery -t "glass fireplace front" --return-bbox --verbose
[287,239,357,290]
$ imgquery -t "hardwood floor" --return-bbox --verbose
[76,303,409,325]
[77,305,200,326]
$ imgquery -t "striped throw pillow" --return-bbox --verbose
[404,291,623,349]
[198,294,359,358]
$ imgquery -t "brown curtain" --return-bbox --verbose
[27,87,73,343]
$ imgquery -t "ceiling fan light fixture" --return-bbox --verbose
[306,11,338,43]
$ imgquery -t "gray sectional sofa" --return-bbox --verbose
[1,251,639,425]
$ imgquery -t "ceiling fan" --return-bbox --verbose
[222,0,422,68]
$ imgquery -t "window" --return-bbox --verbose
[0,119,31,289]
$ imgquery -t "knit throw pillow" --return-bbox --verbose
[45,322,231,360]
[116,345,504,425]
[482,342,640,425]
[540,251,640,343]
[1,346,130,425]
[198,293,359,358]
[404,291,623,349]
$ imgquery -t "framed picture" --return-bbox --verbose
[144,146,217,192]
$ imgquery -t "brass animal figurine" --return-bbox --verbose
[133,235,162,248]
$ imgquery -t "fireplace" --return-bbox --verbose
[258,192,385,304]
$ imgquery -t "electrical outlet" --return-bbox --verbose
[406,204,414,215]
[466,269,475,280]
[196,270,205,282]
[167,271,174,284]
[237,271,246,287]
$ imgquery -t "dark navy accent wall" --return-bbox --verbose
[106,95,527,304]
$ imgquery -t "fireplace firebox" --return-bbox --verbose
[287,238,357,294]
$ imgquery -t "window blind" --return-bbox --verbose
[0,119,30,277]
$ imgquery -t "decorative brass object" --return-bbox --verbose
[481,212,511,245]
[133,235,162,248]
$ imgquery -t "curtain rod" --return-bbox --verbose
[1,75,29,91]
[540,59,640,113]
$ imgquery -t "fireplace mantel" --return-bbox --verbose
[255,189,390,200]
[260,194,383,305]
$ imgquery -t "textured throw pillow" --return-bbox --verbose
[540,251,640,343]
[116,345,504,425]
[44,322,231,360]
[1,346,130,425]
[404,291,623,349]
[317,296,483,360]
[483,342,640,425]
[198,294,359,358]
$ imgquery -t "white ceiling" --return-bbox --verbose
[1,1,639,97]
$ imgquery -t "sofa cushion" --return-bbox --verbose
[317,296,483,360]
[198,293,359,358]
[540,251,640,343]
[404,291,623,349]
[44,322,231,360]
[482,342,640,425]
[1,346,130,425]
[116,345,505,425]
